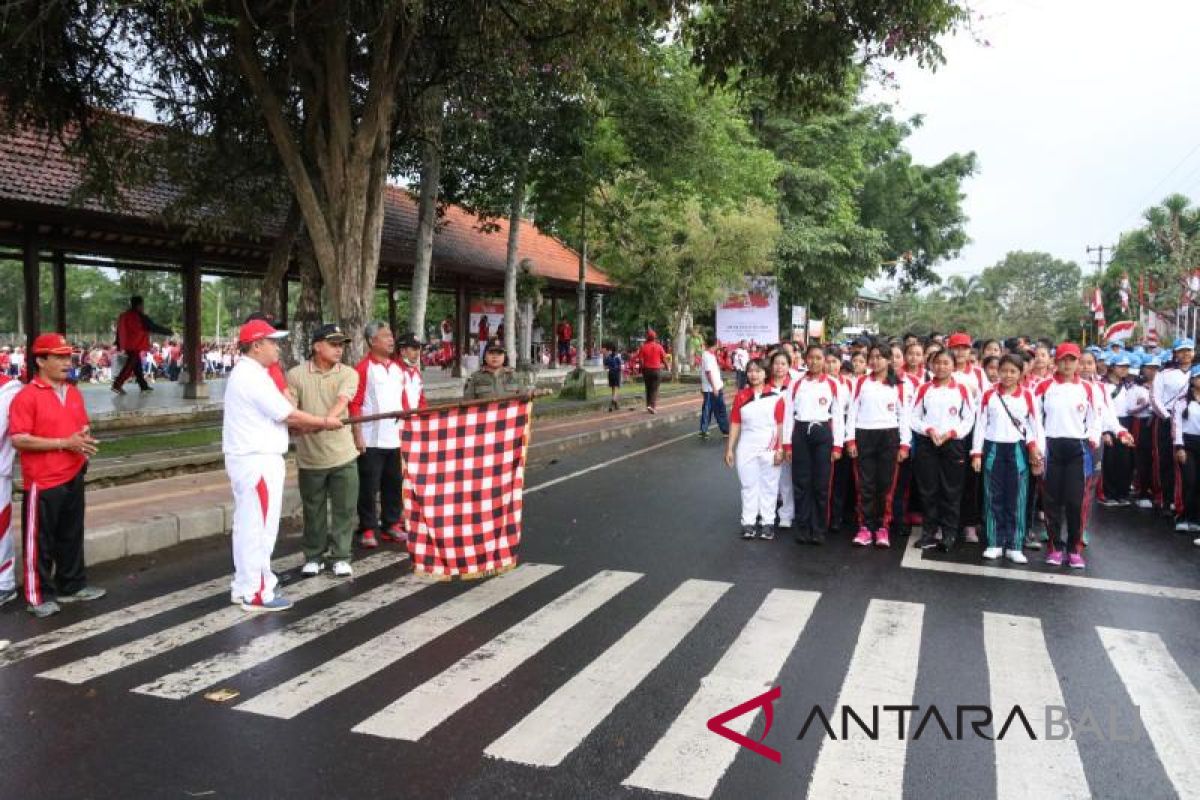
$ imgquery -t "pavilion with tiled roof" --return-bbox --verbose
[0,116,614,391]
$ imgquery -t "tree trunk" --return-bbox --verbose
[504,153,529,366]
[518,298,534,369]
[261,199,303,319]
[288,234,323,367]
[408,86,445,341]
[672,303,690,380]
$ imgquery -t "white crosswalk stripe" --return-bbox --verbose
[1098,626,1200,799]
[805,600,924,800]
[37,552,405,685]
[623,589,821,799]
[352,569,643,741]
[984,612,1090,800]
[131,571,433,699]
[233,562,561,719]
[485,578,732,767]
[0,553,307,668]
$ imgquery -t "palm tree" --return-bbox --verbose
[939,274,984,304]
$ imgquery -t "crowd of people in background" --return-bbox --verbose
[710,329,1199,569]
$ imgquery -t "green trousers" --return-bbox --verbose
[298,460,359,562]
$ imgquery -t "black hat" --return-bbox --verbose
[311,323,349,346]
[396,332,423,349]
[484,341,506,353]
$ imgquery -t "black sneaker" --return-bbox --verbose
[810,530,825,545]
[759,524,776,541]
[794,529,810,545]
[940,530,959,552]
[0,588,18,607]
[916,533,939,550]
[741,525,757,539]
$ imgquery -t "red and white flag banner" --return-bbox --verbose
[1104,320,1136,343]
[400,396,532,579]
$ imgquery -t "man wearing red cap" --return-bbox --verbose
[223,319,342,611]
[9,333,101,618]
[637,330,667,413]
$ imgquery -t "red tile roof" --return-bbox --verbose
[0,118,614,290]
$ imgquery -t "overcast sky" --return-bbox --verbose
[869,0,1200,289]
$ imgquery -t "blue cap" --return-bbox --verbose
[1113,353,1132,367]
[1174,337,1195,351]
[1086,345,1102,355]
[1096,352,1110,364]
[1190,364,1200,379]
[1143,353,1163,368]
[1133,345,1146,355]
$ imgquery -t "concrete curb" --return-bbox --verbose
[76,400,700,566]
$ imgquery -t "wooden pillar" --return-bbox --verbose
[279,275,289,327]
[387,275,398,334]
[52,250,67,335]
[550,294,559,368]
[182,256,208,398]
[22,232,40,373]
[453,281,468,378]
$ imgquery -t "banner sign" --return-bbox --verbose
[716,276,779,345]
[469,300,505,338]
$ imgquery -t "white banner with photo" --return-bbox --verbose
[716,276,779,345]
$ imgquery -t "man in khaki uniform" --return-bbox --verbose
[464,342,521,400]
[287,324,360,577]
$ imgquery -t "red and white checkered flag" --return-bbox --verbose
[400,396,532,579]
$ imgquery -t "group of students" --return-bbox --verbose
[720,330,1200,570]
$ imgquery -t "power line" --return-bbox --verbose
[1118,139,1200,227]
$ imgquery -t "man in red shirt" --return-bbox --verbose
[638,329,668,414]
[557,319,573,364]
[112,295,173,395]
[10,333,102,618]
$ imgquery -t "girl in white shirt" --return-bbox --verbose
[846,344,911,548]
[910,349,974,552]
[1171,365,1200,537]
[768,352,796,530]
[726,359,786,540]
[971,355,1045,563]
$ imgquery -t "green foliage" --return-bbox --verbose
[1104,194,1200,325]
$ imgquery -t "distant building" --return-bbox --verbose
[840,290,889,338]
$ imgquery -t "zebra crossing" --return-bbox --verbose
[4,557,1199,799]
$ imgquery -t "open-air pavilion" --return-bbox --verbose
[0,118,615,398]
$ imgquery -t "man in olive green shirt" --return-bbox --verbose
[464,342,521,400]
[287,324,360,577]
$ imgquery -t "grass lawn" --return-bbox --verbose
[95,427,222,460]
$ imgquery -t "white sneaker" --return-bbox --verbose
[1005,549,1028,564]
[981,547,1003,560]
[301,561,322,576]
[331,561,353,578]
[1194,537,1200,546]
[1189,523,1200,532]
[1175,521,1191,532]
[1136,498,1154,509]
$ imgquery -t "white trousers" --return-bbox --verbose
[777,461,795,525]
[736,447,782,526]
[0,477,13,591]
[226,454,285,603]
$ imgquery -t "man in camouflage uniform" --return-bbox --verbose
[464,342,521,400]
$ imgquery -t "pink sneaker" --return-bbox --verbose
[1045,550,1063,566]
[874,528,891,548]
[1068,553,1086,569]
[852,527,873,546]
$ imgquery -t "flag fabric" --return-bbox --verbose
[1119,274,1131,313]
[399,396,532,579]
[1104,320,1135,343]
[1146,310,1160,347]
[1090,287,1105,328]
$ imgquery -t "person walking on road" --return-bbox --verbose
[725,359,786,540]
[0,371,24,608]
[910,349,974,553]
[638,330,667,414]
[699,334,729,438]
[350,322,406,549]
[10,333,102,618]
[288,324,360,579]
[111,295,173,395]
[223,320,338,612]
[971,354,1044,564]
[602,342,623,411]
[786,343,844,545]
[845,344,911,549]
[1152,338,1194,524]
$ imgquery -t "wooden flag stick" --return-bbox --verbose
[349,389,553,425]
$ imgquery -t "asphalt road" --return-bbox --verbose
[2,418,1198,800]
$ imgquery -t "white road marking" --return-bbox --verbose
[485,579,731,767]
[352,569,643,741]
[623,589,820,799]
[525,432,695,494]
[901,541,1200,602]
[1098,626,1200,799]
[37,552,405,684]
[805,600,924,800]
[0,553,306,668]
[131,572,432,699]
[984,613,1090,800]
[234,562,561,720]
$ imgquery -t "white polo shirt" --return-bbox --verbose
[351,356,405,449]
[222,357,292,456]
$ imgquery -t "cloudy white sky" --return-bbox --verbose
[870,0,1200,288]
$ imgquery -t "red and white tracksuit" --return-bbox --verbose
[846,376,912,532]
[1035,376,1102,554]
[0,377,18,593]
[732,386,786,527]
[222,358,293,604]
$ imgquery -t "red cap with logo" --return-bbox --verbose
[1055,342,1081,360]
[947,332,972,349]
[32,333,73,355]
[238,319,289,345]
